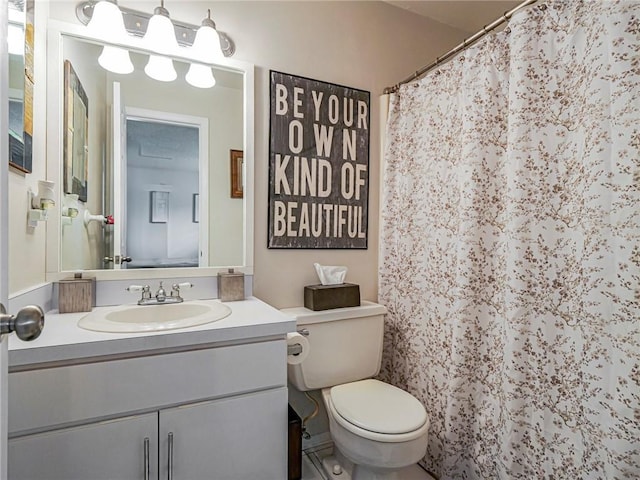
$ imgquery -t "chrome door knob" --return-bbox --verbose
[0,304,45,341]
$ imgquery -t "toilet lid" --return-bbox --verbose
[330,379,427,434]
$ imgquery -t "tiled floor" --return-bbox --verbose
[301,453,328,480]
[301,443,437,480]
[301,444,331,480]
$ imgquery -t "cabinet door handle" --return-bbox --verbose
[143,437,150,480]
[167,432,174,480]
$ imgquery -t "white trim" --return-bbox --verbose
[242,64,255,271]
[1,0,9,476]
[7,282,54,314]
[44,20,255,282]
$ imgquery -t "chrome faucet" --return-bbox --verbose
[126,282,193,306]
[155,281,167,303]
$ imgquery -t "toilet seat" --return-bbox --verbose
[325,379,429,443]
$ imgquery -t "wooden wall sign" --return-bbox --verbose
[268,71,370,249]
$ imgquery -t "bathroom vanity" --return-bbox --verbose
[7,297,294,480]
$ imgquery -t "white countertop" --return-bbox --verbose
[9,297,296,369]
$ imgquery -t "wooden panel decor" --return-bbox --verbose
[268,71,370,249]
[63,60,89,202]
[57,275,96,313]
[8,0,34,173]
[230,149,243,198]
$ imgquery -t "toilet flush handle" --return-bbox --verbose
[297,328,309,336]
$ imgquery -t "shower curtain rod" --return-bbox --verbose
[383,0,538,94]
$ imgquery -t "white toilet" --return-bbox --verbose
[283,301,430,480]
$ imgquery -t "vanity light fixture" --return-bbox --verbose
[76,1,236,84]
[76,1,236,56]
[87,0,133,74]
[143,0,179,82]
[145,54,178,82]
[98,45,134,75]
[185,63,216,89]
[185,10,221,89]
[191,10,223,63]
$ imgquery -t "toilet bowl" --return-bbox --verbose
[323,380,429,479]
[282,302,430,480]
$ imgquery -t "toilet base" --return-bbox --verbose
[321,453,434,480]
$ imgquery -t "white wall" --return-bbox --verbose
[35,1,467,308]
[8,0,48,293]
[59,37,105,272]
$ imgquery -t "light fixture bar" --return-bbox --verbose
[75,1,235,57]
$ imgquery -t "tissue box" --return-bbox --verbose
[58,274,96,313]
[304,283,360,311]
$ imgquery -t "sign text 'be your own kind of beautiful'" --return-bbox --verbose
[268,71,370,249]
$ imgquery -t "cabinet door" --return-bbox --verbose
[8,413,158,480]
[160,387,288,480]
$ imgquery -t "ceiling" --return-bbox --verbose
[384,1,523,34]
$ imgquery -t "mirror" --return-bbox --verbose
[8,0,34,173]
[45,24,254,279]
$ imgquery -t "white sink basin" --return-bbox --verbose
[78,300,232,333]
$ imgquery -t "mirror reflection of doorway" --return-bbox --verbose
[124,115,203,268]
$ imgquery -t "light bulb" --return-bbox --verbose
[143,5,179,55]
[191,12,223,63]
[145,55,177,82]
[186,64,216,89]
[87,1,127,42]
[98,45,134,74]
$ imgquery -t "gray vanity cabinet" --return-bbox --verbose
[159,388,287,479]
[8,413,159,479]
[7,339,289,480]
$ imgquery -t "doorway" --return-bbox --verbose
[120,109,208,268]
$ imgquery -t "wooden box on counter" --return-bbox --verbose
[303,283,360,311]
[57,274,96,313]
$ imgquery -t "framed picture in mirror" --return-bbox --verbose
[230,149,243,199]
[150,191,169,223]
[192,193,199,223]
[63,60,89,202]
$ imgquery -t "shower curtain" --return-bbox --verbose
[379,1,639,478]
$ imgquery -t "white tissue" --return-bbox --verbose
[314,263,347,285]
[286,332,310,365]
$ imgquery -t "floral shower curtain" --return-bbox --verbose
[379,1,639,478]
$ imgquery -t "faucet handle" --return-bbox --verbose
[127,285,151,303]
[171,282,193,297]
[126,285,148,292]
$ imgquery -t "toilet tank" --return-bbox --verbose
[282,301,387,391]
